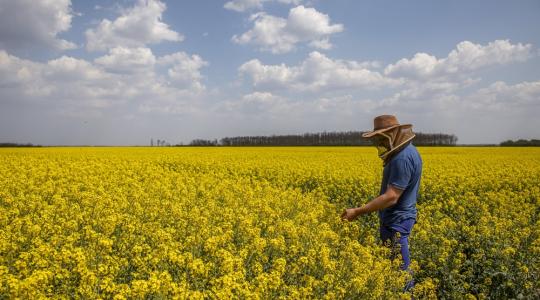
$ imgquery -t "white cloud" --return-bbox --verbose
[239,51,400,91]
[220,92,293,115]
[85,0,183,52]
[46,56,108,82]
[385,40,532,79]
[465,80,540,110]
[95,47,156,73]
[215,92,384,128]
[225,0,264,12]
[384,52,439,79]
[0,48,207,115]
[378,40,535,111]
[0,50,120,101]
[92,47,209,92]
[158,52,209,92]
[277,0,303,4]
[233,6,343,53]
[224,0,302,12]
[308,39,332,50]
[379,80,463,109]
[0,50,44,94]
[0,0,76,51]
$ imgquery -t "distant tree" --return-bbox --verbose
[189,139,218,146]
[500,139,540,146]
[0,143,41,147]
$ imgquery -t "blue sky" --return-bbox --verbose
[1,0,539,145]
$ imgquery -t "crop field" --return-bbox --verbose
[0,147,539,299]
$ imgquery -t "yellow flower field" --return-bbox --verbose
[0,147,539,299]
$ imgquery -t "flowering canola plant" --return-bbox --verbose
[0,147,538,299]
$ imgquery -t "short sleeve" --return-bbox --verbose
[387,158,412,190]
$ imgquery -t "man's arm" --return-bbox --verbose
[341,184,403,221]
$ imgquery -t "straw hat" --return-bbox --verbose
[362,115,412,138]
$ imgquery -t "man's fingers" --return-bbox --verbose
[340,209,348,220]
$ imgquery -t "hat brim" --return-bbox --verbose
[362,124,412,138]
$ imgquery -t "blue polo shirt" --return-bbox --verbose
[379,142,422,226]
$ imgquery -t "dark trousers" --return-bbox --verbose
[380,218,415,291]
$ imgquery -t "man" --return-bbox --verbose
[341,115,422,291]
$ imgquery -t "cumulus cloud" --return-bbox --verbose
[216,91,383,127]
[0,48,207,115]
[384,40,532,79]
[233,6,343,53]
[225,0,264,12]
[376,40,535,113]
[224,0,302,12]
[219,92,293,115]
[95,47,156,73]
[0,50,45,94]
[85,0,183,52]
[0,50,122,107]
[464,80,540,110]
[0,0,76,52]
[91,47,208,92]
[239,51,399,91]
[45,56,109,82]
[378,80,463,110]
[158,52,209,92]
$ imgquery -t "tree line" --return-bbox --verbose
[187,131,458,146]
[500,139,540,146]
[0,143,41,147]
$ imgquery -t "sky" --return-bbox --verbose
[0,0,539,145]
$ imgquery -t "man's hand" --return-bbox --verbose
[341,207,360,221]
[340,185,403,221]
